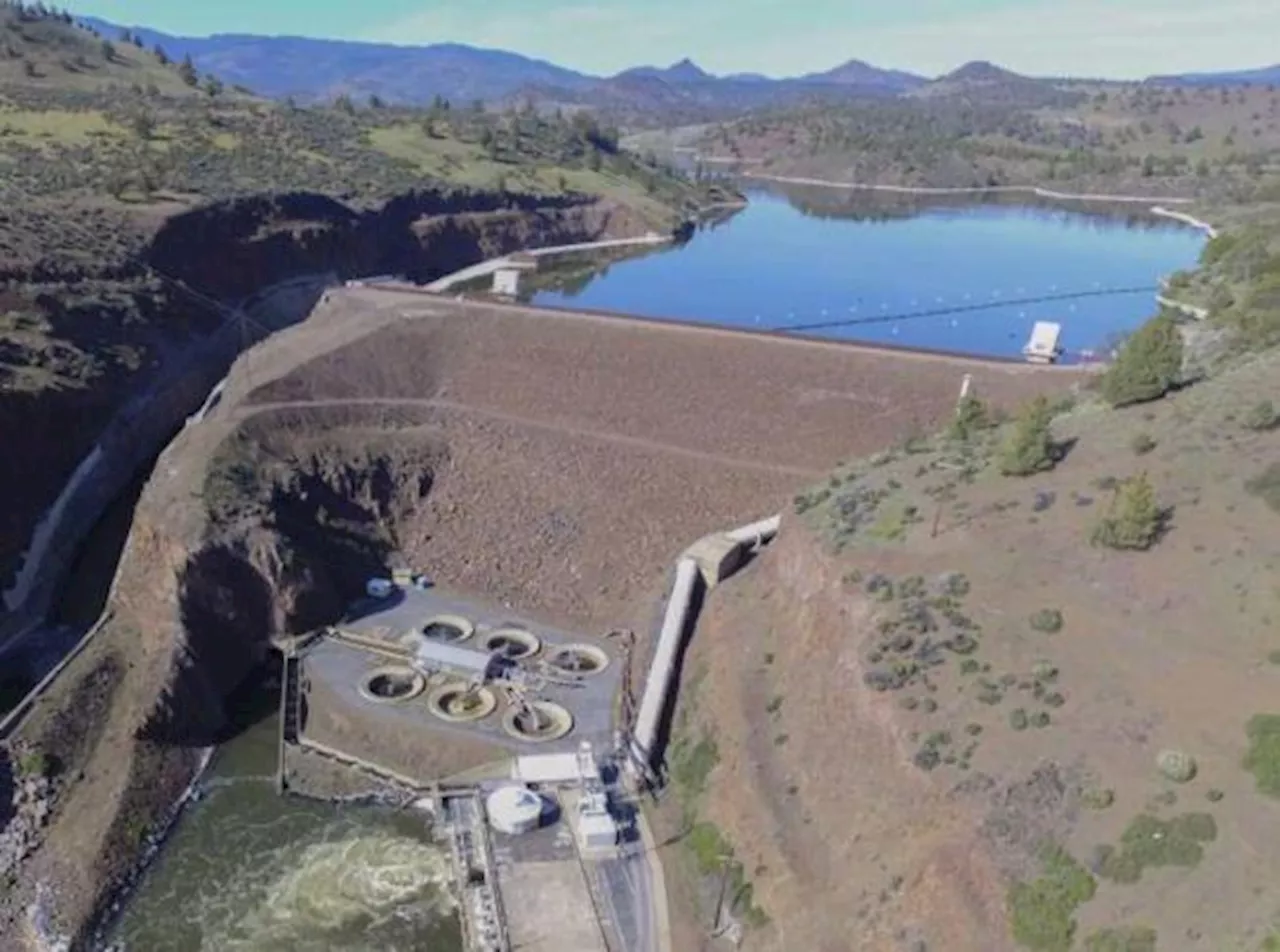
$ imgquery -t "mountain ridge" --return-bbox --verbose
[74,15,1278,109]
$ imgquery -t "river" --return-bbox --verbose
[103,708,462,951]
[530,186,1206,360]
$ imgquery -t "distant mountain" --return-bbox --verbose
[616,58,713,84]
[75,15,595,103]
[1147,64,1280,87]
[800,59,927,93]
[913,60,1083,108]
[942,60,1024,83]
[503,71,910,130]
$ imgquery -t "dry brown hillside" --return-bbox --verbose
[659,345,1280,952]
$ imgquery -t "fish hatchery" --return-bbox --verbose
[268,514,778,952]
[272,576,656,952]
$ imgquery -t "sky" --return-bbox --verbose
[67,0,1280,79]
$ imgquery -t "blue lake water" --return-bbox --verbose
[532,188,1206,360]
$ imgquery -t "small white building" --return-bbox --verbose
[575,788,619,853]
[511,741,600,787]
[491,267,522,297]
[1023,321,1064,364]
[486,784,544,836]
[412,640,499,682]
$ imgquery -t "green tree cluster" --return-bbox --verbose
[1099,313,1183,407]
[998,395,1056,476]
[948,394,990,442]
[1091,473,1165,550]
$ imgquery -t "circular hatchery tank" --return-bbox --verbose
[480,627,542,660]
[426,682,498,722]
[545,644,609,677]
[358,666,426,703]
[502,700,574,743]
[420,614,475,644]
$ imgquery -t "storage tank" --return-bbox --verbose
[486,785,544,836]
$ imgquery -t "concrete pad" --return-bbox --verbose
[500,859,608,952]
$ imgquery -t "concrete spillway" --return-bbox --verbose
[628,514,780,777]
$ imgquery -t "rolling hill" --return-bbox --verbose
[1149,63,1280,87]
[74,14,928,118]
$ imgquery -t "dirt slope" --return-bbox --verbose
[663,347,1280,951]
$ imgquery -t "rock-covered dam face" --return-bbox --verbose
[0,187,655,650]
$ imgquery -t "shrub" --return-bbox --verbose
[1007,844,1096,952]
[1156,749,1197,783]
[1244,714,1280,797]
[1244,399,1280,432]
[1084,925,1157,952]
[948,394,991,442]
[1081,786,1115,810]
[14,748,48,778]
[998,396,1058,476]
[1010,708,1030,730]
[1129,432,1157,455]
[1097,812,1217,883]
[1090,473,1166,550]
[1246,463,1280,513]
[1100,313,1184,407]
[1030,608,1064,633]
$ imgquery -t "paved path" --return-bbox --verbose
[237,396,825,479]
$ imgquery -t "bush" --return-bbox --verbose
[1084,925,1157,952]
[999,396,1058,476]
[1097,812,1216,884]
[1244,713,1280,797]
[948,394,991,442]
[1081,786,1115,810]
[14,748,48,778]
[1090,473,1166,550]
[1246,463,1280,513]
[1156,748,1197,783]
[1244,399,1280,432]
[1007,844,1096,952]
[1100,314,1184,407]
[1129,432,1157,455]
[1030,608,1064,633]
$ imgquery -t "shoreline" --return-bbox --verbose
[742,172,1202,208]
[1149,205,1219,238]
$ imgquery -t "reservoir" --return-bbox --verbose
[531,186,1207,360]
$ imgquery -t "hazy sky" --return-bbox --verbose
[68,0,1279,78]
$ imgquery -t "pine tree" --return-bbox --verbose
[177,53,198,86]
[1091,473,1164,550]
[998,396,1056,476]
[948,394,990,442]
